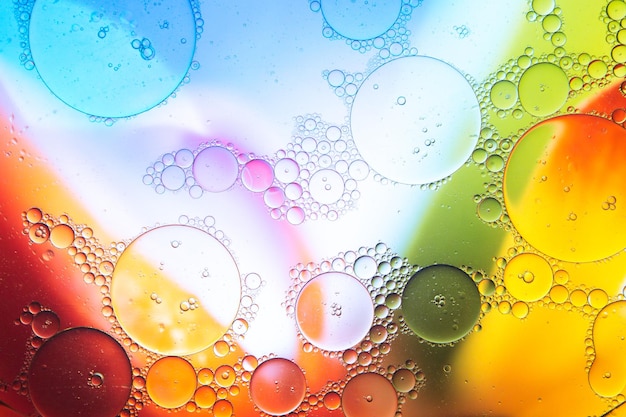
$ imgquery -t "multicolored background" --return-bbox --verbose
[2,0,626,416]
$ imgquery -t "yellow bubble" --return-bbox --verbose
[146,357,197,409]
[541,14,561,33]
[570,289,587,307]
[478,279,496,296]
[518,63,569,117]
[498,301,512,314]
[503,115,626,262]
[589,301,626,397]
[613,45,626,63]
[490,80,518,110]
[549,285,569,304]
[588,289,609,309]
[110,225,242,355]
[608,0,626,20]
[532,0,555,15]
[588,60,608,79]
[213,340,230,357]
[503,253,553,302]
[554,270,569,285]
[511,301,530,319]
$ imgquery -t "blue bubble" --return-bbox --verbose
[23,0,199,118]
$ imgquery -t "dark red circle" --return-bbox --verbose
[28,327,132,417]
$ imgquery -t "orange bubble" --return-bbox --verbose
[323,391,341,410]
[504,114,626,262]
[28,223,49,244]
[146,356,197,409]
[250,358,307,415]
[194,386,216,408]
[341,373,397,417]
[213,399,233,417]
[589,301,626,397]
[49,224,75,249]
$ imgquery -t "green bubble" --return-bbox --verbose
[486,154,505,172]
[401,264,481,344]
[608,0,626,20]
[532,0,555,15]
[477,197,503,222]
[541,14,561,33]
[490,80,518,110]
[518,62,569,117]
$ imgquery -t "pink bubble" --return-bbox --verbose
[241,159,274,192]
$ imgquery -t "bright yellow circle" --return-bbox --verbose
[503,253,553,302]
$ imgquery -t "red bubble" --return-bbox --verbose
[250,358,307,415]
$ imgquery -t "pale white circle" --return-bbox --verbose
[161,165,186,191]
[274,158,300,183]
[351,56,481,185]
[295,272,374,351]
[308,169,345,204]
[192,147,239,192]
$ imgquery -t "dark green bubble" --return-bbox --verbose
[401,264,481,344]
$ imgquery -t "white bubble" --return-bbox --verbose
[348,160,370,181]
[321,0,403,40]
[175,149,194,168]
[274,158,300,183]
[353,255,377,279]
[309,169,345,204]
[327,69,346,87]
[161,165,186,191]
[351,56,480,185]
[192,147,239,192]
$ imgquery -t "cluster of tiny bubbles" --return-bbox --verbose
[136,352,258,415]
[281,243,430,411]
[322,69,364,105]
[386,361,426,407]
[9,302,62,396]
[144,127,369,224]
[310,0,421,58]
[21,208,261,358]
[283,114,372,222]
[284,243,413,353]
[13,0,36,70]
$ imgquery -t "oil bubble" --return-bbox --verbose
[31,310,60,339]
[274,158,300,183]
[589,301,626,397]
[503,115,626,261]
[401,265,481,344]
[110,225,241,355]
[241,159,274,192]
[308,169,345,204]
[503,253,552,302]
[249,358,307,415]
[192,146,239,193]
[490,80,518,110]
[28,327,131,417]
[296,272,374,351]
[391,368,416,393]
[320,0,402,40]
[49,224,75,249]
[518,62,569,117]
[27,0,197,117]
[477,197,502,222]
[342,373,397,417]
[146,356,196,409]
[351,56,480,185]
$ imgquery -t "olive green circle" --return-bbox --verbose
[490,80,518,110]
[401,265,481,344]
[518,62,569,117]
[477,197,503,222]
